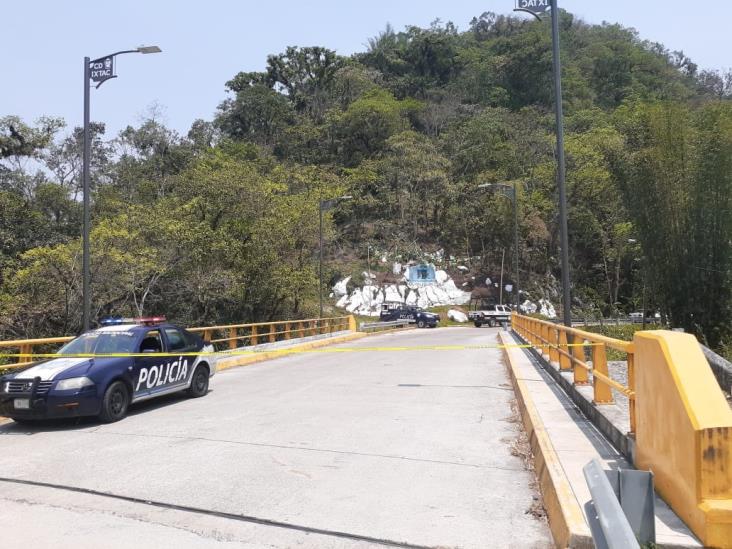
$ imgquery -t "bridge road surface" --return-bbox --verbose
[0,327,551,548]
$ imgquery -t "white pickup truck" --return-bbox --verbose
[468,301,512,328]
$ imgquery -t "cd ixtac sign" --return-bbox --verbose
[515,0,551,16]
[89,56,115,84]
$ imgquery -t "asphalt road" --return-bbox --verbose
[0,327,551,548]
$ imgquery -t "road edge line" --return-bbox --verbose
[498,330,592,549]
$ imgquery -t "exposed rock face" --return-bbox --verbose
[334,270,471,316]
[520,298,557,319]
[333,276,351,297]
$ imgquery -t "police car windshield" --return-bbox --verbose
[58,332,137,355]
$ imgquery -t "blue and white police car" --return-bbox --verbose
[0,317,215,424]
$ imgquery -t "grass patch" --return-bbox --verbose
[581,324,640,342]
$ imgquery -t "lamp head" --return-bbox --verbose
[137,46,162,54]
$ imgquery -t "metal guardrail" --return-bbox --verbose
[583,459,655,548]
[512,313,638,432]
[359,319,412,331]
[0,315,354,371]
[583,460,641,549]
[570,316,660,327]
[701,344,732,395]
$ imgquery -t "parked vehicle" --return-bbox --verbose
[379,303,440,328]
[0,317,215,424]
[467,299,512,328]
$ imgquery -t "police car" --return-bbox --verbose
[0,317,215,424]
[380,303,440,328]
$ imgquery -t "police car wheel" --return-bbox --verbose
[488,319,496,327]
[99,381,130,423]
[417,320,426,328]
[474,321,482,328]
[188,365,209,398]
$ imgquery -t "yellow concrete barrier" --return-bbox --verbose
[499,331,592,548]
[634,331,732,548]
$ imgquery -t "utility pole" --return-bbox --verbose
[512,186,520,310]
[514,0,571,326]
[550,0,572,327]
[82,57,91,332]
[499,248,505,305]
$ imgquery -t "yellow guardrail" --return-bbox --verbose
[513,312,732,547]
[511,312,637,432]
[0,315,355,371]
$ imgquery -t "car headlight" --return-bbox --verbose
[55,377,95,391]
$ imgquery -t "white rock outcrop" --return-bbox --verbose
[520,298,557,319]
[332,269,471,317]
[333,276,350,297]
[448,309,468,323]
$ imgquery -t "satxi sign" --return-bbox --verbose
[89,56,115,85]
[515,0,551,16]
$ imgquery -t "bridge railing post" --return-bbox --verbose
[18,343,32,364]
[228,328,238,350]
[558,330,571,371]
[628,353,636,434]
[542,322,550,358]
[251,325,258,346]
[592,343,614,404]
[549,326,560,364]
[572,338,589,385]
[528,319,535,344]
[269,323,276,343]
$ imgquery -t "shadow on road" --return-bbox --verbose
[0,389,212,435]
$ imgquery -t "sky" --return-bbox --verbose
[3,1,729,139]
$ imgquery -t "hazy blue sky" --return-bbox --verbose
[3,1,729,138]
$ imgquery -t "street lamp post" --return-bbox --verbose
[319,195,352,318]
[81,46,161,332]
[514,0,571,326]
[478,182,521,310]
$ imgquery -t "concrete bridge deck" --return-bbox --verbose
[0,328,551,548]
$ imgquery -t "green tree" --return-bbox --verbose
[613,101,732,345]
[332,88,419,166]
[264,46,344,119]
[215,83,295,145]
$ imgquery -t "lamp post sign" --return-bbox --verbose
[80,46,161,331]
[89,56,115,85]
[515,0,550,17]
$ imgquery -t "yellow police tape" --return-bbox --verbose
[0,341,600,364]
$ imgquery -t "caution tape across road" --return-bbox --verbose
[0,341,599,363]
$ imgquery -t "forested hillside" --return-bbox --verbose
[1,10,731,348]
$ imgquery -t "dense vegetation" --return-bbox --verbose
[1,10,731,349]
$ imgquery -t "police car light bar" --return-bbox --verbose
[135,316,167,325]
[99,317,134,326]
[99,316,166,326]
